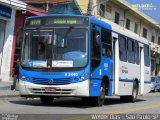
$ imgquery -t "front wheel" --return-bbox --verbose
[91,82,106,106]
[40,96,54,105]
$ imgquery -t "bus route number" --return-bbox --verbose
[65,73,78,77]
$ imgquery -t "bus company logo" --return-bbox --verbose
[48,79,54,84]
[131,3,157,11]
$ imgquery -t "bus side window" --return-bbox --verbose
[144,45,150,67]
[101,28,112,57]
[128,38,135,63]
[119,35,127,62]
[135,41,140,64]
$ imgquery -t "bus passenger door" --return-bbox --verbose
[139,44,144,95]
[112,32,119,95]
[90,25,102,96]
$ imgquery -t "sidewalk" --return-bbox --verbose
[0,81,20,98]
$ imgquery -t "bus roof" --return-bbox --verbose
[26,14,89,20]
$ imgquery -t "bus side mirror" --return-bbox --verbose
[59,38,65,48]
[96,32,100,45]
[94,31,100,45]
[47,35,52,44]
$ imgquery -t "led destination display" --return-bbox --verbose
[27,16,89,27]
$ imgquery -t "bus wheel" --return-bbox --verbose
[40,96,54,105]
[92,82,106,106]
[130,81,138,103]
[153,88,156,93]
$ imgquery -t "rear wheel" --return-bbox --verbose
[40,96,54,105]
[91,82,106,106]
[129,81,138,102]
[153,88,156,93]
[120,81,138,103]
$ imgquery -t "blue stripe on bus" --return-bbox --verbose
[144,81,151,84]
[119,78,151,84]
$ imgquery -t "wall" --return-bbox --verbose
[0,8,16,81]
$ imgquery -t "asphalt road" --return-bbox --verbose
[0,92,159,120]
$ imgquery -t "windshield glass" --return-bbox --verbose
[21,28,88,68]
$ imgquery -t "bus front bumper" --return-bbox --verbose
[19,80,90,97]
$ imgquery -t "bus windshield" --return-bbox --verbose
[21,28,88,68]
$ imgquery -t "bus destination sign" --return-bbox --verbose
[26,16,89,27]
[29,19,41,26]
[47,17,86,25]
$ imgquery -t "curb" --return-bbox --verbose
[0,90,20,98]
[0,86,11,90]
[0,94,20,98]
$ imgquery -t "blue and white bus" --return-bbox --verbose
[19,15,151,106]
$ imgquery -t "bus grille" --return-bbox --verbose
[32,77,71,85]
[31,88,73,95]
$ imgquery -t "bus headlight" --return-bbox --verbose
[21,76,30,81]
[80,76,85,80]
[80,73,89,81]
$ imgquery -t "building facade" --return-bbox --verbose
[0,0,26,82]
[20,0,72,12]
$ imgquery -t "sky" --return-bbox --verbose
[127,0,160,23]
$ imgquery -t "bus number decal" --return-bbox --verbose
[65,73,78,77]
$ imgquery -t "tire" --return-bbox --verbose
[40,96,54,105]
[129,81,138,102]
[153,88,156,93]
[81,97,91,103]
[120,81,138,103]
[91,82,106,106]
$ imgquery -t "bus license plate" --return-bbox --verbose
[45,87,56,92]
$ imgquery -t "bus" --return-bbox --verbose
[19,15,151,106]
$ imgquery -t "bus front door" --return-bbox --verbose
[112,32,119,95]
[140,45,144,95]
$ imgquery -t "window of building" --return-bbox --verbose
[135,41,139,64]
[144,45,150,67]
[126,18,130,30]
[106,4,112,13]
[151,36,155,43]
[128,38,135,63]
[119,35,127,62]
[158,36,160,45]
[99,4,105,17]
[101,28,112,57]
[134,23,138,34]
[115,12,120,24]
[143,28,147,38]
